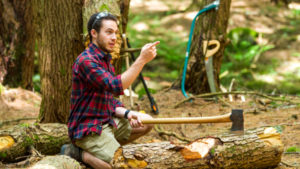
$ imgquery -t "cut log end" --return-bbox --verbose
[180,137,222,160]
[258,127,283,147]
[0,136,15,151]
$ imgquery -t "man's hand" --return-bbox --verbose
[126,111,153,128]
[120,41,160,89]
[139,41,160,64]
[127,111,143,128]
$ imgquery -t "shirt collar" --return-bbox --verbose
[88,43,112,61]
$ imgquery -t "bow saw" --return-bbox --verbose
[181,0,220,98]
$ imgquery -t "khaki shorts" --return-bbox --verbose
[75,117,132,163]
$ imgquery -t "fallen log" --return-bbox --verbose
[28,155,81,169]
[111,126,283,169]
[2,124,283,169]
[0,123,70,162]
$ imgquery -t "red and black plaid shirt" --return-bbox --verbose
[68,43,124,142]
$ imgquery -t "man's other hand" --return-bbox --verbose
[139,41,160,64]
[127,111,153,128]
[127,112,142,128]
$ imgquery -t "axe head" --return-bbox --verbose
[230,109,244,131]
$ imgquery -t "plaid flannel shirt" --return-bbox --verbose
[68,43,124,142]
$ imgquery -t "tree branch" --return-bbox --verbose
[174,91,300,108]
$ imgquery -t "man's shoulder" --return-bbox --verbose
[76,49,98,64]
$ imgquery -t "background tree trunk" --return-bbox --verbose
[35,0,84,123]
[181,0,231,94]
[0,0,35,89]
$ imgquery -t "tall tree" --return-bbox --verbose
[35,0,84,123]
[37,0,131,123]
[0,0,35,89]
[181,0,232,94]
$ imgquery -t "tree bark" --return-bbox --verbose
[28,155,81,169]
[0,0,35,89]
[111,127,283,169]
[178,0,231,94]
[1,125,283,168]
[0,123,69,163]
[34,0,84,123]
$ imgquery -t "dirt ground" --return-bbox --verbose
[1,88,299,168]
[1,0,300,168]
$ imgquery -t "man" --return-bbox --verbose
[61,12,159,169]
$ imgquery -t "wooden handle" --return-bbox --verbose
[141,113,231,124]
[122,34,133,108]
[203,40,220,58]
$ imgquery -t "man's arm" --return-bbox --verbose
[115,107,143,128]
[121,41,160,89]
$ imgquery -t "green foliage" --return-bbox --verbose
[286,146,300,153]
[274,125,284,133]
[143,70,179,81]
[136,87,157,99]
[223,27,274,71]
[19,123,30,128]
[99,4,110,11]
[0,152,7,158]
[33,74,41,93]
[127,13,186,71]
[290,9,300,19]
[292,52,300,58]
[220,27,280,92]
[210,148,215,155]
[0,83,5,95]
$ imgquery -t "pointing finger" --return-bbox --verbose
[150,41,160,48]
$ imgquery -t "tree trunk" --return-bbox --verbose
[0,123,69,163]
[0,0,35,89]
[35,0,84,123]
[180,0,231,94]
[83,0,131,75]
[111,127,283,169]
[4,125,283,168]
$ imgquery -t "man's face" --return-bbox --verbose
[93,19,118,53]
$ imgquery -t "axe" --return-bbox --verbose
[141,109,244,131]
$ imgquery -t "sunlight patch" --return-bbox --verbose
[132,22,149,31]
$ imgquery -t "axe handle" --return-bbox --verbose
[141,113,231,124]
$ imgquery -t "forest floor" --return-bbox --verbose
[0,0,300,168]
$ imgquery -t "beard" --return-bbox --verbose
[96,36,113,53]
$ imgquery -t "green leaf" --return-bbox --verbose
[99,4,110,11]
[0,83,5,95]
[0,152,7,158]
[210,148,215,155]
[274,125,284,133]
[286,146,300,152]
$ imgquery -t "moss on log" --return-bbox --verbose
[0,123,69,162]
